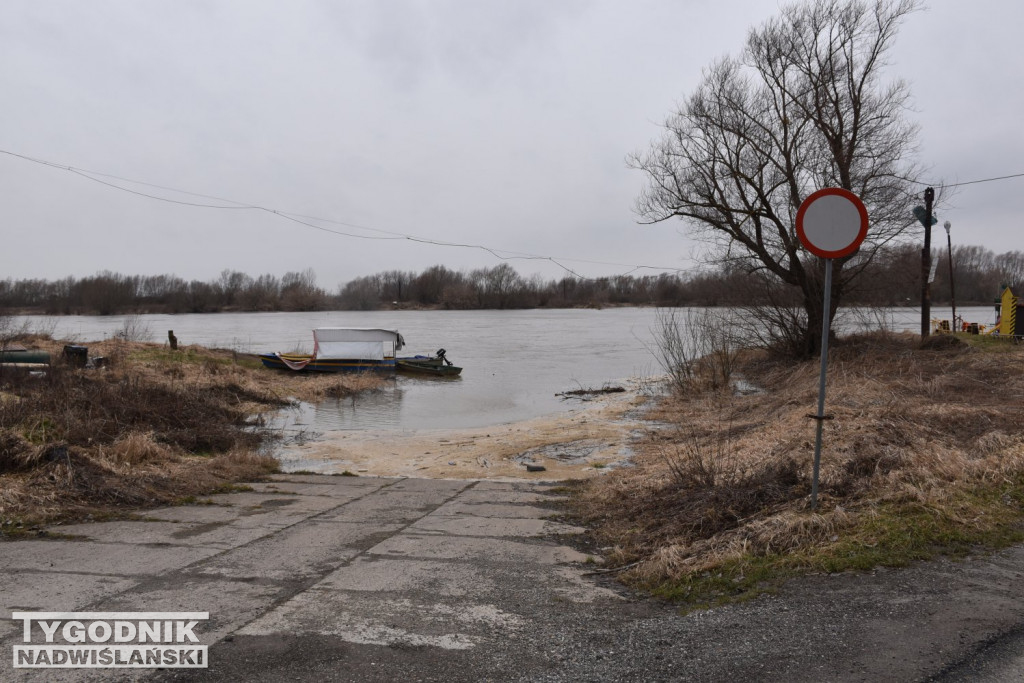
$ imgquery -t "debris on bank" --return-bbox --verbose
[556,385,626,399]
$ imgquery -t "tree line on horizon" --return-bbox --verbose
[0,244,1020,316]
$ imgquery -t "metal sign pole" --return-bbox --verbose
[795,187,869,512]
[810,258,833,511]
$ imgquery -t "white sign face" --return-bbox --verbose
[796,188,869,259]
[802,195,862,251]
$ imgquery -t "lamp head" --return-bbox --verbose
[944,220,952,235]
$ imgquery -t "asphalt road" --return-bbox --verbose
[5,474,1024,682]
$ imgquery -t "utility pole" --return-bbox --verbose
[944,221,957,331]
[920,187,935,338]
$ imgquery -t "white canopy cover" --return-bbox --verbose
[312,327,405,360]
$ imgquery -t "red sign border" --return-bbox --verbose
[795,188,869,259]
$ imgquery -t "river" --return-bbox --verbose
[10,305,996,432]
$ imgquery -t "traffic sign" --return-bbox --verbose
[795,187,870,510]
[913,205,938,228]
[796,188,869,259]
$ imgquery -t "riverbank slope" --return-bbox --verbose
[0,336,386,532]
[570,332,1024,604]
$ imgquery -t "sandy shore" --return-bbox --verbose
[274,386,652,480]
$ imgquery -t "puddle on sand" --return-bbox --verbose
[268,387,652,479]
[512,436,638,471]
[513,440,609,465]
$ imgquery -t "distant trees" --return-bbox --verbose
[0,244,1017,316]
[338,264,529,310]
[934,247,1023,305]
[995,251,1024,288]
[280,269,324,311]
[470,264,523,309]
[218,270,251,307]
[0,269,328,315]
[413,265,463,306]
[337,274,383,310]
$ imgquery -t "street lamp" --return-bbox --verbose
[944,221,957,331]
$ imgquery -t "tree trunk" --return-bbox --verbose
[801,260,843,357]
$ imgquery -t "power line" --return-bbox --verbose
[0,149,690,280]
[941,172,1024,189]
[899,171,1024,190]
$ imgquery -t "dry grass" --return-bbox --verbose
[570,332,1024,604]
[290,371,387,401]
[0,336,387,531]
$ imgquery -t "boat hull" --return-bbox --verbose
[259,354,395,373]
[396,359,462,377]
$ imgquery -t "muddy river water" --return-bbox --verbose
[17,305,992,430]
[15,305,992,476]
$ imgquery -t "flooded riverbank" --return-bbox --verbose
[272,380,653,479]
[13,308,667,432]
[11,306,993,435]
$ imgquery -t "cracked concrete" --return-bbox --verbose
[6,474,1024,682]
[1,475,604,681]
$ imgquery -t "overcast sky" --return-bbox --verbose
[1,0,1021,290]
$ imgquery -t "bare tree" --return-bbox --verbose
[630,0,923,356]
[338,274,383,310]
[414,265,461,305]
[995,251,1024,289]
[469,264,524,309]
[378,270,415,304]
[218,269,252,308]
[281,268,326,311]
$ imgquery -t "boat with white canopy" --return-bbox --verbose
[259,328,405,372]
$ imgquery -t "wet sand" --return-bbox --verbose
[275,386,650,480]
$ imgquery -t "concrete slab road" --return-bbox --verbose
[6,474,1024,682]
[1,475,610,682]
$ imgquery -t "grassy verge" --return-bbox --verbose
[0,335,387,534]
[568,332,1024,607]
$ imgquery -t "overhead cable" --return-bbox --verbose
[0,149,687,280]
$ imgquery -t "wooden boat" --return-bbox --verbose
[260,353,395,372]
[259,328,405,373]
[396,348,462,377]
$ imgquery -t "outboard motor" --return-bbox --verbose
[435,348,453,366]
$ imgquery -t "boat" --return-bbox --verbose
[259,328,405,373]
[397,348,462,377]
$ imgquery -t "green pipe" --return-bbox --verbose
[0,350,52,364]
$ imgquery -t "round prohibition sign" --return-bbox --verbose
[795,188,869,259]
